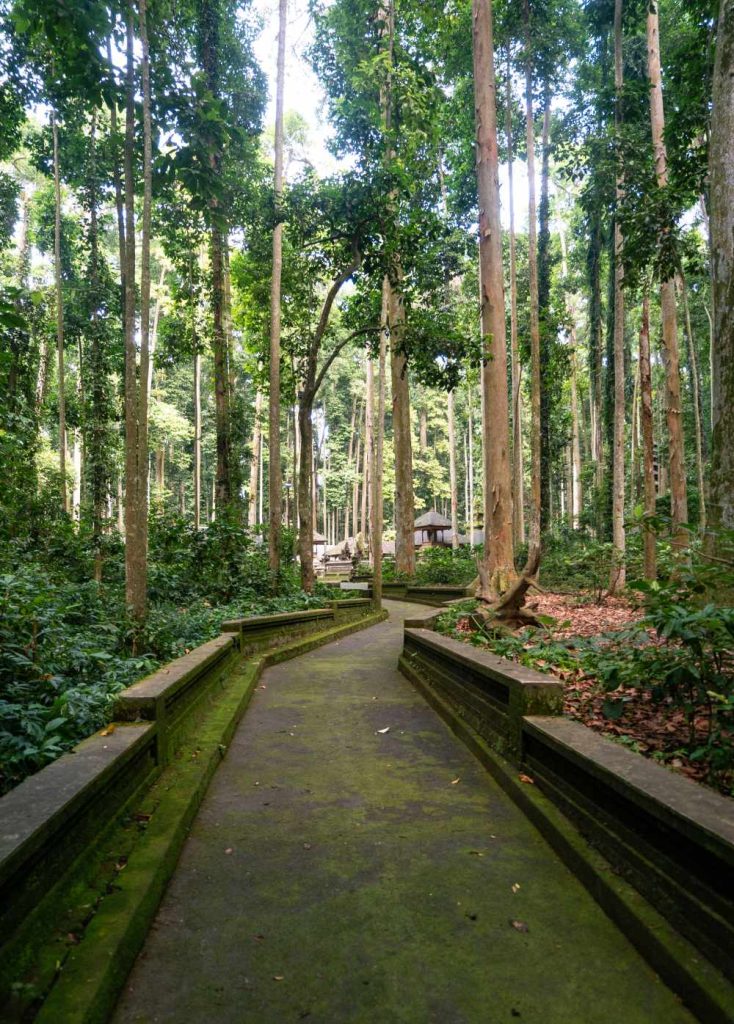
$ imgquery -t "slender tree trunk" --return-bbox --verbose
[647,1,688,547]
[538,82,552,530]
[391,310,416,574]
[268,0,287,575]
[353,407,362,541]
[609,0,626,594]
[506,49,524,545]
[363,355,373,549]
[123,8,142,619]
[448,389,459,548]
[135,0,152,611]
[371,286,387,607]
[639,289,657,579]
[249,389,263,527]
[194,351,202,530]
[677,274,707,528]
[524,1,541,566]
[473,0,514,594]
[298,397,315,592]
[419,408,428,452]
[570,347,582,528]
[52,111,67,513]
[709,0,734,533]
[468,385,475,546]
[200,0,233,509]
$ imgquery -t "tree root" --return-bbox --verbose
[473,545,542,630]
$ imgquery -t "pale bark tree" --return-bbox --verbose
[609,0,626,594]
[473,0,515,595]
[371,282,388,608]
[248,388,263,527]
[52,110,67,513]
[639,289,657,579]
[709,0,734,532]
[269,0,287,575]
[448,389,459,548]
[194,351,202,530]
[677,274,707,529]
[390,302,416,575]
[523,0,541,567]
[646,1,688,547]
[362,355,372,545]
[505,50,524,545]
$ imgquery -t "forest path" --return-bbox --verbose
[111,601,693,1024]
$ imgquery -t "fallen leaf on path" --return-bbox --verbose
[100,725,116,736]
[377,727,390,734]
[303,842,312,850]
[468,850,484,857]
[451,778,461,785]
[253,934,265,942]
[273,975,284,981]
[510,919,529,932]
[511,883,521,894]
[518,774,535,785]
[224,848,233,855]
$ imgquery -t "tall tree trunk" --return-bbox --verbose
[268,0,287,575]
[639,289,657,579]
[363,355,373,548]
[468,384,475,546]
[588,212,604,516]
[352,405,362,541]
[87,111,106,578]
[609,0,626,594]
[201,0,233,509]
[538,81,552,531]
[709,0,734,532]
[505,49,524,545]
[249,388,263,527]
[448,389,459,548]
[107,38,126,323]
[298,399,315,592]
[473,0,514,595]
[570,347,582,528]
[123,8,142,618]
[647,0,688,547]
[194,351,202,530]
[391,313,416,574]
[52,110,67,514]
[371,285,387,607]
[524,0,541,567]
[677,274,707,528]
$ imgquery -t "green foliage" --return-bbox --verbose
[413,546,477,585]
[0,513,329,792]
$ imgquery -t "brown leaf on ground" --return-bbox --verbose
[518,774,534,785]
[510,919,529,932]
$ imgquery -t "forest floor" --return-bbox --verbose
[451,592,727,791]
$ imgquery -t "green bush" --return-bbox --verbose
[0,512,329,792]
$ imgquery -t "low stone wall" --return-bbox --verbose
[523,716,734,984]
[404,583,473,605]
[221,599,373,656]
[399,620,734,1018]
[401,627,563,759]
[0,600,379,1019]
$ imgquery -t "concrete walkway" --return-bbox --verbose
[112,601,693,1024]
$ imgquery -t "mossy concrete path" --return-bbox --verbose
[112,601,693,1024]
